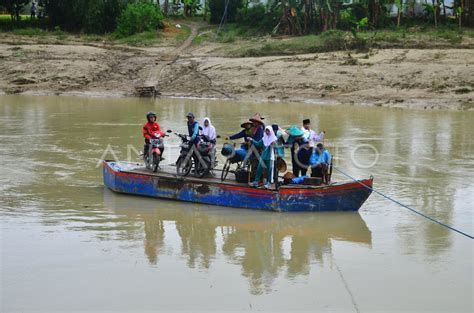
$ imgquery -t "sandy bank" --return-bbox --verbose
[0,35,473,110]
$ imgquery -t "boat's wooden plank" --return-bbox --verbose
[121,164,249,187]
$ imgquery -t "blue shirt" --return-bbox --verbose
[187,121,199,141]
[290,176,306,184]
[275,130,285,158]
[310,148,332,166]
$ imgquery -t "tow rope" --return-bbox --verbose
[333,166,473,240]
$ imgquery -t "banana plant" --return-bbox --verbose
[456,0,464,28]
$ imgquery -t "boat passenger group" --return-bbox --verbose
[142,111,332,189]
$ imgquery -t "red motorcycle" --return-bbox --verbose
[144,131,169,172]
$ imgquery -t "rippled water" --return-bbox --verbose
[1,95,473,312]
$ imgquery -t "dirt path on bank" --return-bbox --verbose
[0,31,473,110]
[144,22,199,86]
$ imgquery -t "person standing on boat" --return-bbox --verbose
[186,112,199,145]
[286,126,310,176]
[202,117,217,168]
[272,124,285,158]
[248,126,278,189]
[142,111,165,159]
[202,117,216,143]
[301,118,325,143]
[226,114,265,162]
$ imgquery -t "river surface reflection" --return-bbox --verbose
[104,190,372,294]
[0,95,472,312]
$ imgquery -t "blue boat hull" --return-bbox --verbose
[103,161,373,212]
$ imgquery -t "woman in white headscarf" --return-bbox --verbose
[202,117,216,142]
[247,125,277,189]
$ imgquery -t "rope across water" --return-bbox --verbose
[333,167,473,240]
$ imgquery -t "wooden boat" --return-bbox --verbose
[103,160,373,212]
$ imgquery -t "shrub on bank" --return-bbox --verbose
[235,4,279,33]
[84,0,125,34]
[115,2,164,38]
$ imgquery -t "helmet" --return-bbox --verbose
[146,112,157,120]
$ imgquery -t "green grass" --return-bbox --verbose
[0,14,48,30]
[216,25,472,57]
[431,28,463,43]
[0,14,30,22]
[11,27,46,36]
[116,31,160,46]
[192,33,205,44]
[227,30,366,57]
[9,26,68,40]
[175,24,191,43]
[0,15,12,22]
[217,29,238,43]
[360,26,470,45]
[82,34,107,42]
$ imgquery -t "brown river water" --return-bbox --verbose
[0,95,473,312]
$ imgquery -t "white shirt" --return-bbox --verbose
[301,127,325,145]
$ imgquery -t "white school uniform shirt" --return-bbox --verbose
[301,128,325,146]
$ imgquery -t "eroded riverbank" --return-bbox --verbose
[1,32,473,110]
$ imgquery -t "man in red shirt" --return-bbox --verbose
[143,112,165,159]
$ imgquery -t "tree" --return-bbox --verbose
[163,0,169,15]
[317,0,342,31]
[467,0,474,26]
[42,0,128,33]
[115,1,164,37]
[275,0,302,35]
[209,0,243,24]
[303,0,315,34]
[394,0,404,27]
[432,0,440,27]
[2,0,30,22]
[368,0,383,28]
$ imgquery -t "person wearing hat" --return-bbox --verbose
[186,112,200,144]
[142,111,165,159]
[249,113,265,126]
[249,113,265,139]
[226,117,265,162]
[227,113,265,142]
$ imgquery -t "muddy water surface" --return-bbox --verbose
[1,95,473,312]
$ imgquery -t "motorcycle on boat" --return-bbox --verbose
[175,133,217,178]
[144,130,172,172]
